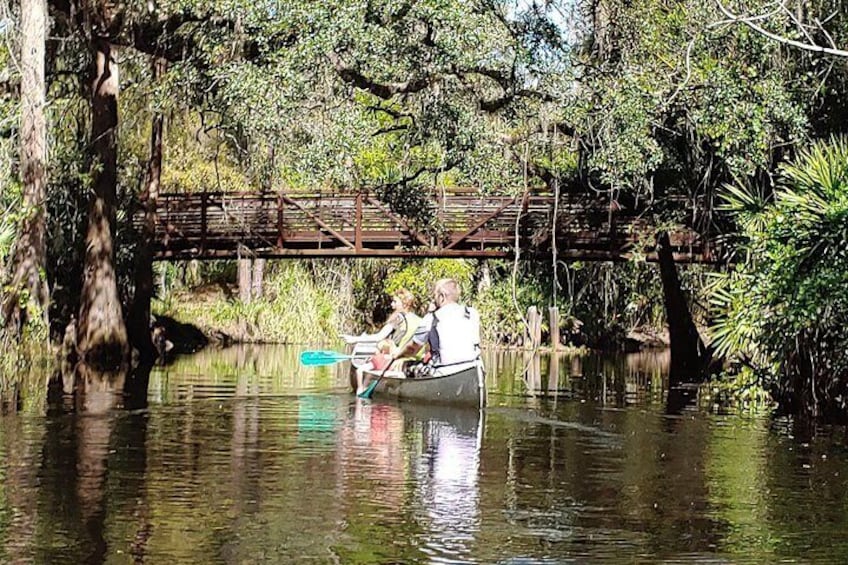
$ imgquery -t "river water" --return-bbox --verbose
[2,345,848,563]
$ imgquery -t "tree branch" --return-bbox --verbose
[480,88,555,112]
[372,124,409,136]
[714,0,848,58]
[366,104,414,121]
[328,51,435,99]
[376,159,461,190]
[49,1,296,64]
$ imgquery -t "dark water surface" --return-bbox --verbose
[3,346,848,563]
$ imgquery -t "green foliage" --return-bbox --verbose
[708,366,774,415]
[384,259,474,309]
[575,0,809,198]
[159,114,253,193]
[44,97,91,332]
[0,179,19,271]
[0,330,53,400]
[157,261,347,344]
[179,0,572,204]
[580,82,665,191]
[475,277,545,345]
[552,260,679,347]
[708,137,848,416]
[0,24,18,274]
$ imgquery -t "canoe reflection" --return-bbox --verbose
[341,400,483,559]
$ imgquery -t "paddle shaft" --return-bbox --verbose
[357,359,395,399]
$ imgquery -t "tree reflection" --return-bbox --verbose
[0,399,45,562]
[36,363,152,564]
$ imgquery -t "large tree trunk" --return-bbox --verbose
[2,0,49,333]
[77,37,128,369]
[656,231,708,385]
[127,57,165,363]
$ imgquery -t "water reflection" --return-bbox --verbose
[411,404,482,561]
[148,344,349,402]
[36,364,130,563]
[5,347,848,562]
[483,348,670,408]
[334,400,484,563]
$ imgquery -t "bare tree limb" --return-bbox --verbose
[714,0,848,58]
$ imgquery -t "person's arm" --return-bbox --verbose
[396,339,423,359]
[342,315,397,344]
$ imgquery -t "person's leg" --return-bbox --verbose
[356,362,375,394]
[356,368,365,395]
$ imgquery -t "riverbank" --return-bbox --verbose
[153,283,344,345]
[154,280,679,352]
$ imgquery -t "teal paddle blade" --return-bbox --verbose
[300,350,352,367]
[357,378,380,399]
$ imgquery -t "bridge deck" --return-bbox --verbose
[145,189,715,262]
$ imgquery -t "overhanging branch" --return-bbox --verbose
[714,0,848,58]
[328,51,434,99]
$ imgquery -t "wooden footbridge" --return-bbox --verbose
[146,189,717,262]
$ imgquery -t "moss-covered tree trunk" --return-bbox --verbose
[77,36,127,369]
[656,230,708,385]
[127,57,165,362]
[3,0,49,333]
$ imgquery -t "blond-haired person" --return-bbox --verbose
[342,288,420,348]
[354,339,395,395]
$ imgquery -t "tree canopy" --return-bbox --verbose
[2,0,848,416]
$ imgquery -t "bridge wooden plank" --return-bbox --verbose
[444,194,522,250]
[365,196,431,247]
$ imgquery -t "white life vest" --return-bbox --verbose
[429,303,480,375]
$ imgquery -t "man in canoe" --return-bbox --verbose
[395,278,481,377]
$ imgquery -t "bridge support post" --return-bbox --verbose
[238,245,252,303]
[548,353,559,398]
[252,258,265,300]
[549,306,559,352]
[525,306,542,350]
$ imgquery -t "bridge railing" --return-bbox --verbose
[147,189,714,261]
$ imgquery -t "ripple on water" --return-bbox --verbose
[5,347,848,563]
